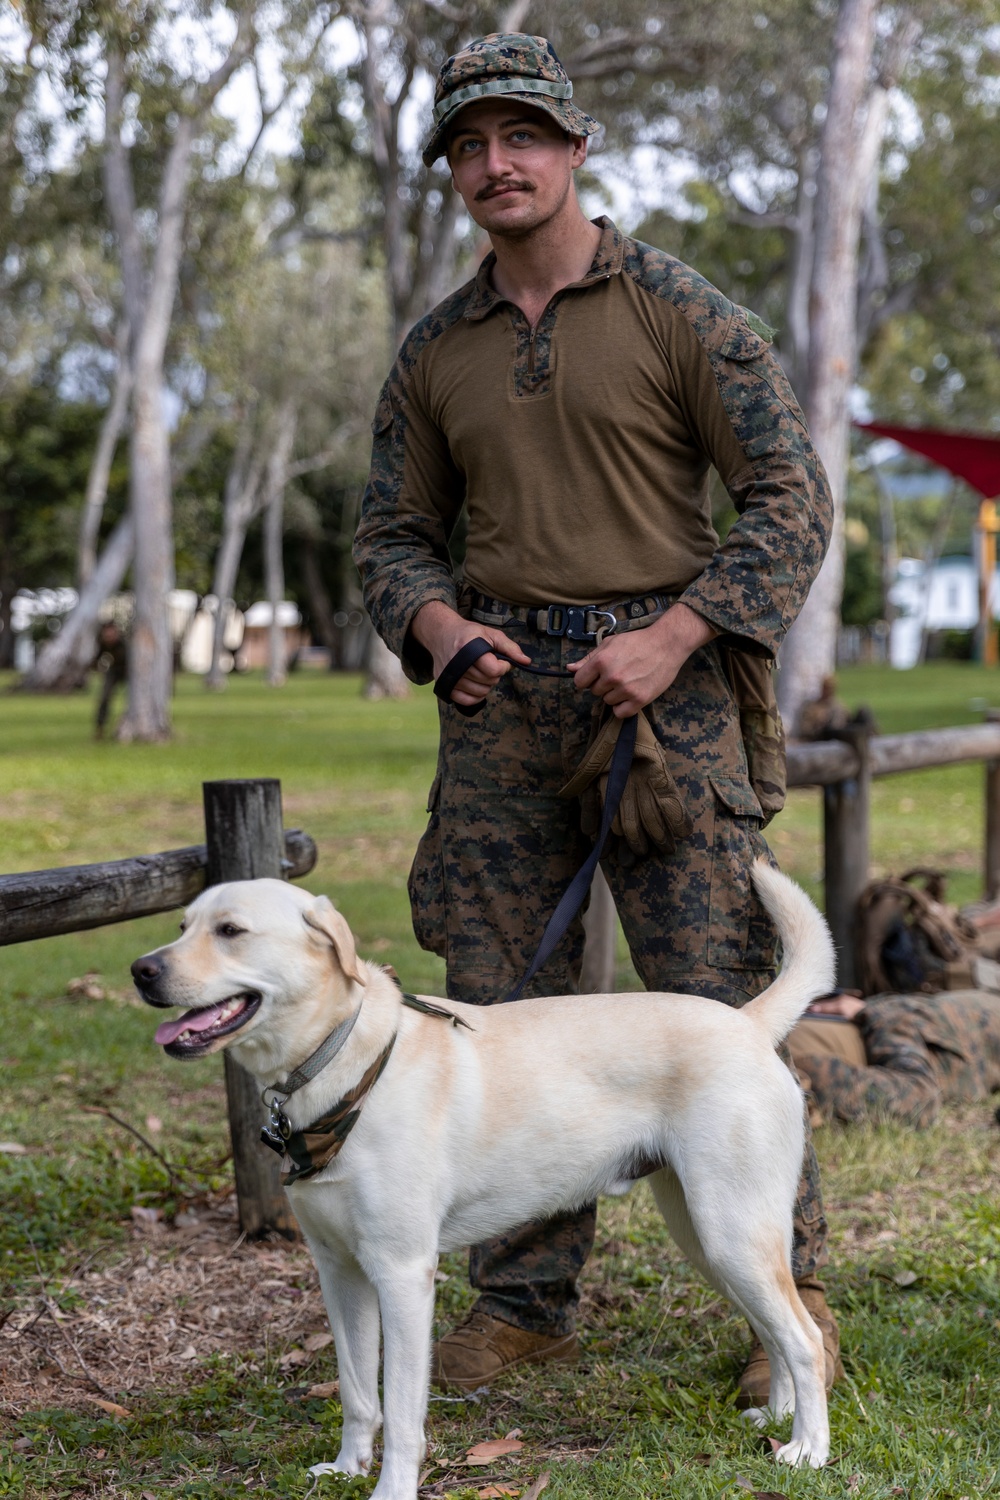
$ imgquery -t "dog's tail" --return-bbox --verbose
[741,859,837,1047]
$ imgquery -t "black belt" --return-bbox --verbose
[467,590,675,644]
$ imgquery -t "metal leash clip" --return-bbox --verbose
[260,1089,293,1156]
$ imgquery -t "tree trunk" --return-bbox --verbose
[362,629,410,700]
[103,21,254,741]
[777,7,919,733]
[301,546,337,655]
[78,351,130,588]
[776,0,879,735]
[264,400,297,689]
[20,516,134,691]
[206,420,266,690]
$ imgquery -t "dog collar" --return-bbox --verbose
[260,991,473,1174]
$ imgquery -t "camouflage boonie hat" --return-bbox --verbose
[422,32,602,168]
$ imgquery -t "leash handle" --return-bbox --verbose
[433,636,496,717]
[501,712,638,1004]
[435,638,580,714]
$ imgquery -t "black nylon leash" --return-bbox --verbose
[433,635,576,716]
[433,635,638,1005]
[501,710,636,1003]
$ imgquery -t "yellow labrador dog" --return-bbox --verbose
[132,861,834,1498]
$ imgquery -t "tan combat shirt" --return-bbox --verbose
[355,218,831,682]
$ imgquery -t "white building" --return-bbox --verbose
[889,556,1000,668]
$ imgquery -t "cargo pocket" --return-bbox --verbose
[707,775,775,970]
[408,771,447,958]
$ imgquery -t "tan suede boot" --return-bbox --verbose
[430,1310,578,1391]
[735,1278,844,1409]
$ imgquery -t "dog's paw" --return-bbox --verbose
[775,1436,829,1469]
[740,1406,769,1430]
[309,1453,371,1479]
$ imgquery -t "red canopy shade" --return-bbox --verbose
[855,421,1000,499]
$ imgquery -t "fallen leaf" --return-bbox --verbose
[86,1397,132,1418]
[145,1115,163,1134]
[130,1205,162,1224]
[0,1142,27,1155]
[503,1429,522,1441]
[176,1344,197,1362]
[466,1438,524,1463]
[278,1348,310,1369]
[893,1269,918,1287]
[522,1474,550,1500]
[93,1448,106,1459]
[306,1380,340,1399]
[303,1331,334,1352]
[478,1487,520,1498]
[12,1437,32,1451]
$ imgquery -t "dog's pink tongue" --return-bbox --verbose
[155,1003,228,1046]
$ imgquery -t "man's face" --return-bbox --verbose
[446,99,586,239]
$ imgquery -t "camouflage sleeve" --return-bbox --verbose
[353,333,468,683]
[797,998,943,1126]
[677,309,833,657]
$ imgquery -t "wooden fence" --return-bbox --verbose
[4,726,1000,1234]
[0,778,316,1240]
[786,714,1000,987]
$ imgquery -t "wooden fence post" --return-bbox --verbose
[203,778,298,1240]
[985,711,1000,901]
[823,711,875,989]
[580,869,617,994]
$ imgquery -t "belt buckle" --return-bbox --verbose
[564,606,594,642]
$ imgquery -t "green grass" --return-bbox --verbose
[1,664,999,1497]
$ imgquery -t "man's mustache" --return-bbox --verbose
[476,180,534,201]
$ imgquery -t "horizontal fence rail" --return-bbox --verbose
[787,722,1000,787]
[786,717,1000,990]
[0,829,317,946]
[0,778,318,1241]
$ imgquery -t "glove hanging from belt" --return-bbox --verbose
[559,709,693,859]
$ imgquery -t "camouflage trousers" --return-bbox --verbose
[793,991,1000,1129]
[409,614,828,1336]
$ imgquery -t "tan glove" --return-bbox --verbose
[559,711,693,858]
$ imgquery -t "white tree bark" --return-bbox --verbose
[206,417,267,689]
[20,516,134,691]
[362,628,410,700]
[101,19,255,742]
[264,399,297,688]
[78,351,131,588]
[777,1,917,734]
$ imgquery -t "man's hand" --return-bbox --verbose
[567,602,717,717]
[411,600,532,709]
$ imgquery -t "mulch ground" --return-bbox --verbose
[0,1194,332,1416]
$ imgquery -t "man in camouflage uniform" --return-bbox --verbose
[790,990,1000,1127]
[353,32,838,1404]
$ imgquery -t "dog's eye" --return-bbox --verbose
[216,923,245,939]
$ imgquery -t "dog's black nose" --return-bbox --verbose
[131,954,164,985]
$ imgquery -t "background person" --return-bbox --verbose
[790,989,1000,1127]
[354,31,837,1408]
[93,619,127,740]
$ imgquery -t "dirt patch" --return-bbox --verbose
[0,1196,327,1416]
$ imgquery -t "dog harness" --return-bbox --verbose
[260,992,472,1184]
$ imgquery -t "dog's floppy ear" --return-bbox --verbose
[303,896,365,985]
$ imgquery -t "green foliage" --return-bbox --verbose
[0,382,128,589]
[841,537,883,626]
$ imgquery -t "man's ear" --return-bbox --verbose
[303,897,365,985]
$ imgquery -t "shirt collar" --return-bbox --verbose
[464,216,625,322]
